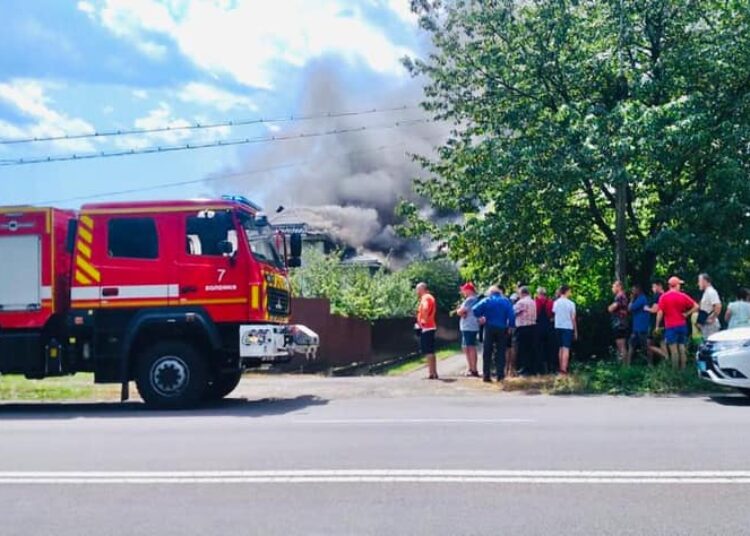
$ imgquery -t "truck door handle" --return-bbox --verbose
[180,286,197,295]
[102,287,119,297]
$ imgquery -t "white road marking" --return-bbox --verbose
[1,470,750,485]
[292,418,534,425]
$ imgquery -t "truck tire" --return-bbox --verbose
[205,371,243,401]
[135,341,208,409]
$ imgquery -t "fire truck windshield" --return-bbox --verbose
[239,214,284,268]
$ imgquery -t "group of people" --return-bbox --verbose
[415,281,579,383]
[414,272,750,381]
[608,274,750,370]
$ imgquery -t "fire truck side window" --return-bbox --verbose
[108,218,159,259]
[186,212,236,256]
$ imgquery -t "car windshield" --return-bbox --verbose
[239,213,284,268]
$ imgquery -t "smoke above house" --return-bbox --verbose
[210,60,448,263]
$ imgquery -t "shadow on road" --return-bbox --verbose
[706,395,750,407]
[0,395,329,420]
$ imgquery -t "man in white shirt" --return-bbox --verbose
[698,273,722,339]
[552,285,578,375]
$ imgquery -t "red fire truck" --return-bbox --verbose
[0,196,318,408]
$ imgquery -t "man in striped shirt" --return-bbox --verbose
[513,286,538,375]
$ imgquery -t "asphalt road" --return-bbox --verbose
[1,376,750,535]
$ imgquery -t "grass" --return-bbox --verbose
[383,343,463,376]
[0,373,120,401]
[501,361,730,395]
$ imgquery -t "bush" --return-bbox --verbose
[291,249,416,320]
[551,361,727,395]
[292,251,462,321]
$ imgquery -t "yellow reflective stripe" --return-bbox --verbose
[71,300,99,309]
[75,271,93,285]
[79,215,94,229]
[76,241,92,259]
[251,285,260,309]
[76,256,101,282]
[78,226,93,244]
[262,282,269,320]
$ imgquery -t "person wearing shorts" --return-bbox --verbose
[664,324,688,345]
[628,284,650,364]
[456,282,480,377]
[556,327,574,350]
[656,277,699,370]
[416,282,439,380]
[608,281,629,363]
[552,285,577,375]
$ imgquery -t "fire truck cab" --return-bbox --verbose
[0,196,318,408]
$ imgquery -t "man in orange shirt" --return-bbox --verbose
[416,282,438,380]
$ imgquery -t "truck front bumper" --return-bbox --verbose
[239,323,319,364]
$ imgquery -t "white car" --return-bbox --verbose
[698,327,750,395]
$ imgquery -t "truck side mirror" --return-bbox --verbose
[66,220,78,254]
[290,233,302,258]
[217,240,235,255]
[287,233,302,268]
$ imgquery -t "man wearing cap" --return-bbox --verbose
[656,277,699,370]
[456,282,480,377]
[472,286,516,383]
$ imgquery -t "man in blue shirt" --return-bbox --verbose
[472,286,516,383]
[628,284,650,365]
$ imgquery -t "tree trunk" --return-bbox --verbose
[614,174,628,284]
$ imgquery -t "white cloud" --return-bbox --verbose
[136,40,168,60]
[132,89,149,99]
[378,0,418,24]
[178,82,256,112]
[0,79,96,152]
[77,1,95,15]
[82,0,415,89]
[115,102,230,150]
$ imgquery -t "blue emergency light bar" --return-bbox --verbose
[221,195,263,212]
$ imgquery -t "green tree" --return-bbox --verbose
[291,249,417,320]
[403,258,462,311]
[401,0,750,298]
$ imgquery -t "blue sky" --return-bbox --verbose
[0,0,423,208]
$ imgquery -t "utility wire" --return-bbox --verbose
[25,143,420,206]
[0,118,429,167]
[0,105,419,145]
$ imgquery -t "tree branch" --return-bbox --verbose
[582,177,616,245]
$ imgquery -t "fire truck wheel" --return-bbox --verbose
[135,341,208,409]
[205,371,243,401]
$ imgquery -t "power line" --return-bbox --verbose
[0,119,428,167]
[25,144,416,206]
[0,105,419,145]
